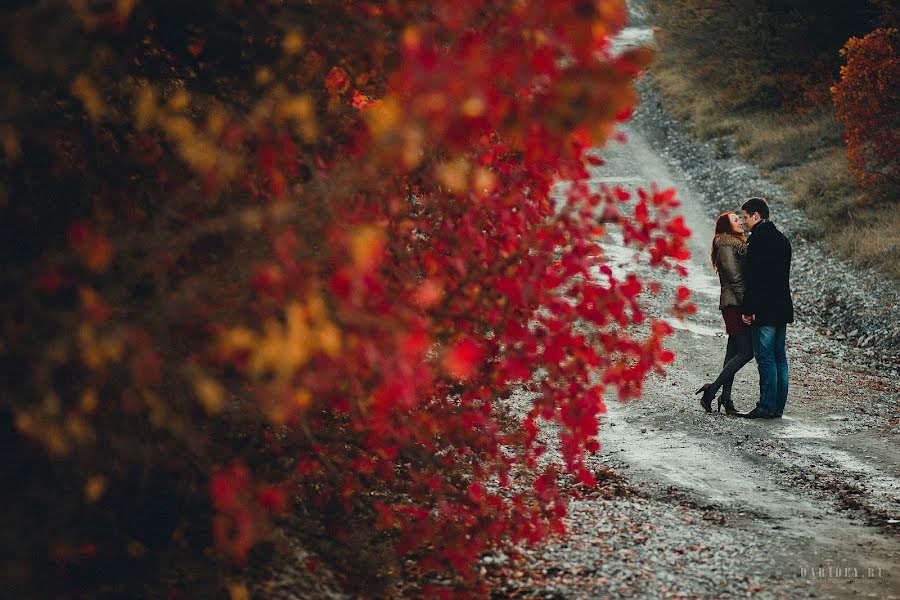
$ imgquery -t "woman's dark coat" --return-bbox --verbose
[740,220,794,325]
[714,233,747,310]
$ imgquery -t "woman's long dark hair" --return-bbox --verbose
[711,211,747,271]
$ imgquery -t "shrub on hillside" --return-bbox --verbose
[831,27,900,194]
[0,0,691,595]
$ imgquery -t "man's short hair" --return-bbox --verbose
[741,197,770,220]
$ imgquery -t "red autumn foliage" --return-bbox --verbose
[0,0,692,593]
[831,27,900,192]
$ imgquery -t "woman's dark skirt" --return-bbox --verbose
[722,306,750,336]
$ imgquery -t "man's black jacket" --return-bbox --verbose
[741,220,794,325]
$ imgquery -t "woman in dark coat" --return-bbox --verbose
[695,211,754,414]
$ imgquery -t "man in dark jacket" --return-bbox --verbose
[740,197,793,419]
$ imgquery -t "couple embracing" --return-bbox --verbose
[696,197,794,419]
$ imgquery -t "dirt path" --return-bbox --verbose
[485,28,900,598]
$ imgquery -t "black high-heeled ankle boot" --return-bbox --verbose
[718,398,740,416]
[694,384,714,413]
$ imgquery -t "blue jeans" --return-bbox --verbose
[752,324,788,416]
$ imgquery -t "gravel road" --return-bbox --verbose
[483,22,900,600]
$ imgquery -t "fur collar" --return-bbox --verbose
[714,233,747,251]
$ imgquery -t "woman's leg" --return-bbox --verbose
[719,336,738,402]
[708,334,753,400]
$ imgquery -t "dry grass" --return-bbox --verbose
[832,214,900,279]
[649,47,899,280]
[736,110,842,170]
[782,148,860,215]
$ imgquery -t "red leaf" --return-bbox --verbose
[257,485,289,514]
[443,338,483,380]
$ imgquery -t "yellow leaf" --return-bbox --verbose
[402,125,425,170]
[363,96,401,139]
[80,389,99,414]
[403,26,421,51]
[227,581,250,600]
[294,388,311,410]
[597,0,625,21]
[277,95,314,122]
[284,304,312,372]
[222,326,256,352]
[206,105,227,137]
[71,74,106,121]
[1,125,22,162]
[161,116,195,143]
[115,0,136,19]
[14,411,34,435]
[255,66,274,86]
[316,322,342,357]
[167,90,190,112]
[239,208,264,231]
[299,118,318,142]
[100,338,124,364]
[66,415,91,441]
[350,225,385,270]
[194,376,225,414]
[126,540,146,559]
[437,158,471,194]
[461,96,485,117]
[178,138,218,172]
[45,425,69,457]
[84,475,107,502]
[472,167,496,197]
[143,390,167,427]
[282,30,305,55]
[78,324,107,370]
[134,85,157,131]
[250,321,285,378]
[306,294,327,320]
[277,95,317,141]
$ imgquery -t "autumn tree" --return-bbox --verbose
[0,0,691,595]
[831,27,899,194]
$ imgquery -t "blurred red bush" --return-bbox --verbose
[0,0,691,593]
